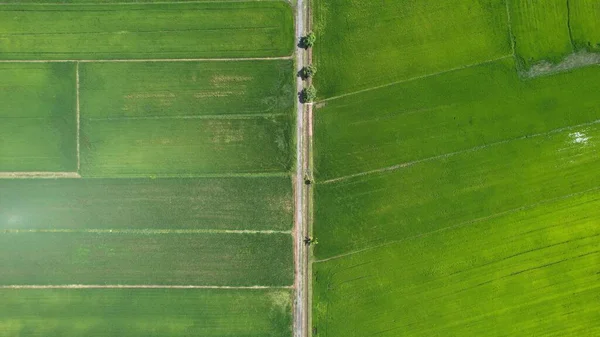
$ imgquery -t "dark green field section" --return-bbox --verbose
[570,0,600,52]
[313,189,600,337]
[0,63,76,172]
[79,60,294,118]
[314,59,600,180]
[509,0,573,67]
[80,116,292,176]
[314,122,600,259]
[0,177,292,231]
[0,288,292,337]
[0,232,293,286]
[0,2,294,60]
[313,0,510,98]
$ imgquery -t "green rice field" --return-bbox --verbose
[312,0,600,336]
[0,63,76,172]
[0,1,296,335]
[0,289,292,337]
[0,2,294,59]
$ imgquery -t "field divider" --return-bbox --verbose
[76,62,81,172]
[0,56,293,63]
[0,172,80,179]
[320,118,600,184]
[318,54,513,103]
[313,185,600,264]
[505,0,516,57]
[0,285,294,290]
[79,172,291,179]
[0,0,287,5]
[85,112,288,121]
[1,229,292,235]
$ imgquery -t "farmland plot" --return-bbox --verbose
[313,189,600,337]
[508,0,573,67]
[0,289,292,337]
[314,121,600,259]
[0,63,76,172]
[0,2,294,59]
[569,0,600,52]
[313,0,510,98]
[0,177,292,231]
[0,232,293,286]
[314,58,600,180]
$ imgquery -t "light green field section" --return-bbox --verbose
[313,189,600,337]
[0,2,294,60]
[0,288,292,337]
[314,121,600,259]
[509,0,573,67]
[0,63,76,172]
[0,232,293,286]
[313,0,510,98]
[0,177,292,231]
[570,0,600,51]
[80,116,292,176]
[314,59,600,180]
[79,60,294,118]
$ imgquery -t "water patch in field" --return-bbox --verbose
[569,131,590,145]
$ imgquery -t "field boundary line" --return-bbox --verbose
[0,56,293,63]
[85,112,288,121]
[505,0,516,57]
[76,62,81,172]
[313,185,600,264]
[320,118,600,184]
[79,172,291,179]
[0,172,80,179]
[0,285,294,290]
[318,55,513,103]
[0,0,286,5]
[1,229,292,235]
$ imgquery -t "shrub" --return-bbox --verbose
[300,32,316,49]
[301,85,317,103]
[301,64,317,79]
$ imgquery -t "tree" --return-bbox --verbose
[300,64,317,79]
[300,85,317,103]
[300,32,316,49]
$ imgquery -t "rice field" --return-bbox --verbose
[312,0,600,336]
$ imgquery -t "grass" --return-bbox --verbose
[570,0,600,51]
[314,120,600,259]
[0,2,294,59]
[0,63,76,172]
[509,0,574,68]
[314,59,600,180]
[0,176,293,231]
[312,0,510,98]
[313,188,600,337]
[0,288,292,337]
[80,116,293,176]
[0,232,293,286]
[79,60,295,118]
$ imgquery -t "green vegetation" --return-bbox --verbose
[0,2,294,60]
[300,32,317,49]
[300,85,317,103]
[313,0,510,98]
[570,0,600,51]
[509,0,573,67]
[80,116,292,176]
[0,232,293,286]
[300,64,317,79]
[314,58,600,180]
[315,121,600,258]
[313,189,600,336]
[79,60,295,118]
[0,177,293,231]
[0,288,292,337]
[0,63,76,172]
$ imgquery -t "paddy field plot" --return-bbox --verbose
[0,63,76,172]
[569,0,600,52]
[0,177,292,231]
[312,0,510,98]
[0,288,292,337]
[313,189,600,337]
[0,2,294,59]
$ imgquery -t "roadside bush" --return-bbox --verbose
[301,85,317,103]
[300,32,316,49]
[301,64,317,79]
